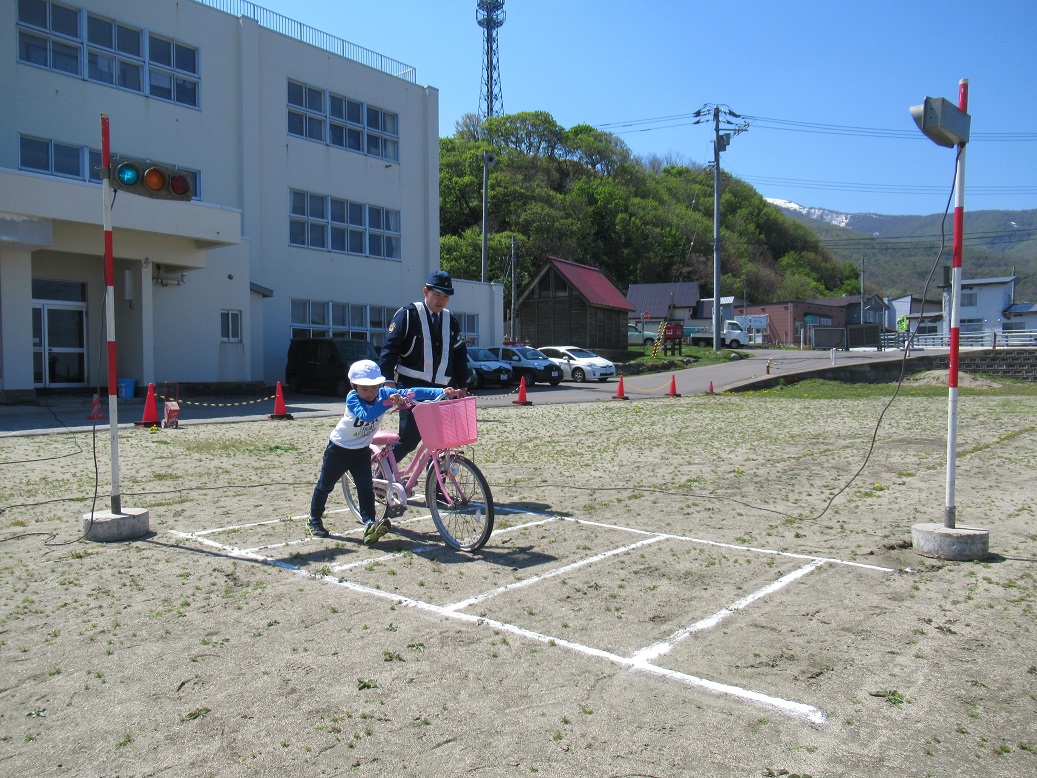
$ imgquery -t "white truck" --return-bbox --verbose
[683,319,748,348]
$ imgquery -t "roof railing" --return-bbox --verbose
[192,0,417,83]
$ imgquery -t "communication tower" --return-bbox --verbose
[476,0,505,120]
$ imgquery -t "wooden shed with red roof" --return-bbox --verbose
[515,257,635,353]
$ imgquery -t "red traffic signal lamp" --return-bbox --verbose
[110,160,192,201]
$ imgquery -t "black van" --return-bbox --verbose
[284,338,380,396]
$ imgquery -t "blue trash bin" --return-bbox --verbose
[116,378,136,399]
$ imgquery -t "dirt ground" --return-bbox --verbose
[1,385,1035,777]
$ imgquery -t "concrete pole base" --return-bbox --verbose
[82,508,151,542]
[911,522,989,562]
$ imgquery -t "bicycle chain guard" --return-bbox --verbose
[386,482,408,516]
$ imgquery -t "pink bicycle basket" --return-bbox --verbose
[412,396,478,449]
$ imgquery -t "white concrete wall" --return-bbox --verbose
[1,0,500,393]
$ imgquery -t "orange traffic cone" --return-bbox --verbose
[134,383,159,427]
[666,374,681,398]
[706,381,715,395]
[612,375,628,400]
[269,381,294,420]
[512,375,533,406]
[87,393,106,420]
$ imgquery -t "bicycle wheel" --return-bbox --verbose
[425,453,494,551]
[341,457,392,524]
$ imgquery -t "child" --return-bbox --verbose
[308,359,454,544]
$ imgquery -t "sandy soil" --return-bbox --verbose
[1,387,1035,777]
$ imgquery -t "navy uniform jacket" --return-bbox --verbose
[379,301,468,389]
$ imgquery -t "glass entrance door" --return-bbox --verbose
[32,303,88,387]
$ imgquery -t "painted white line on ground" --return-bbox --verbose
[560,516,894,572]
[168,526,826,725]
[190,518,284,536]
[314,561,825,725]
[167,508,866,730]
[330,545,440,572]
[443,534,670,612]
[631,558,827,663]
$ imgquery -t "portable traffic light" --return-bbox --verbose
[110,160,192,201]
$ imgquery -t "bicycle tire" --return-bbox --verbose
[425,453,494,551]
[341,457,392,524]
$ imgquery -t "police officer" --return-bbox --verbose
[379,270,469,462]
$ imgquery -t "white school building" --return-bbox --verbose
[1,0,503,402]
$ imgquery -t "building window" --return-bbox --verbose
[367,206,401,259]
[86,13,143,91]
[291,299,390,347]
[366,106,400,161]
[19,135,201,196]
[959,319,984,333]
[287,79,399,162]
[18,1,200,107]
[290,189,400,260]
[147,33,199,106]
[960,291,978,308]
[457,312,480,346]
[220,310,241,342]
[19,135,83,178]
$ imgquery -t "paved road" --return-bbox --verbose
[0,348,944,436]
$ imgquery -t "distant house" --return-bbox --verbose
[808,294,889,327]
[515,257,634,352]
[625,282,700,327]
[885,294,943,335]
[740,301,845,347]
[1004,302,1037,332]
[940,276,1037,334]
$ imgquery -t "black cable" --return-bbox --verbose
[535,152,965,525]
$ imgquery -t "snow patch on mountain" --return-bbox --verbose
[765,198,854,227]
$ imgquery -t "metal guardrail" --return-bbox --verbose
[192,0,418,82]
[880,330,1037,350]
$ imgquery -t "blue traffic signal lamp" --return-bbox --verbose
[110,160,192,201]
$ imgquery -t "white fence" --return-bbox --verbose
[880,330,1037,350]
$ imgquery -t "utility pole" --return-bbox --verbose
[860,257,865,325]
[712,106,723,352]
[697,104,748,351]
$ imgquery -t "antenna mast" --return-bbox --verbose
[476,0,505,121]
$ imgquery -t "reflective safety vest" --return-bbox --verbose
[396,302,452,384]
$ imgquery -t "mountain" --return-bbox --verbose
[766,199,1037,302]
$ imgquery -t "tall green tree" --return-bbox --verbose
[439,110,854,304]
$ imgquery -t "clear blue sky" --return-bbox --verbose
[255,0,1037,217]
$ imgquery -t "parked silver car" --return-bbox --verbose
[537,346,616,383]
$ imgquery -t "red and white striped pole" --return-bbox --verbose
[100,114,123,514]
[944,79,969,529]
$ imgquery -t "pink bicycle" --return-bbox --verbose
[339,396,494,551]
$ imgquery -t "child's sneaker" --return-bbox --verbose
[363,518,391,545]
[307,518,330,538]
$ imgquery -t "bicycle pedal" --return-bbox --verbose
[387,505,406,519]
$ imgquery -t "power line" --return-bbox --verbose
[735,173,1037,197]
[597,113,1037,142]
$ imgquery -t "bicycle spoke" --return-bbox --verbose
[426,454,494,551]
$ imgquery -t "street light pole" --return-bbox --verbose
[481,150,494,284]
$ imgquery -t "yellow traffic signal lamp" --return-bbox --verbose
[110,160,192,201]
